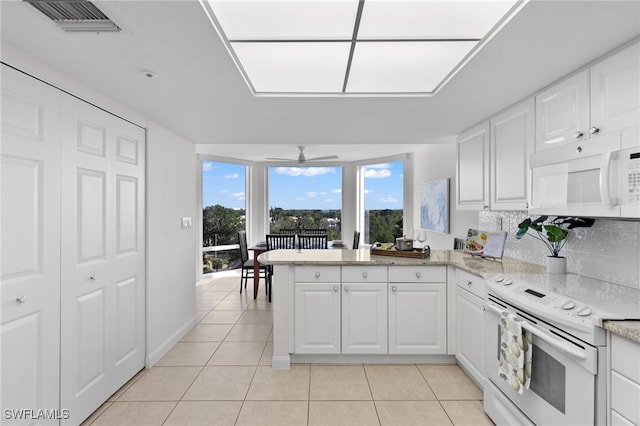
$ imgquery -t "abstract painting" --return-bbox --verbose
[421,178,449,234]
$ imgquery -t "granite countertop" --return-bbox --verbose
[603,320,640,344]
[258,248,545,278]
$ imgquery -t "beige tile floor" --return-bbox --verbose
[82,274,493,426]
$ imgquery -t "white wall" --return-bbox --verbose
[1,44,198,366]
[412,143,478,250]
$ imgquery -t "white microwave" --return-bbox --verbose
[529,126,640,218]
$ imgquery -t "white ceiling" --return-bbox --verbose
[1,0,639,162]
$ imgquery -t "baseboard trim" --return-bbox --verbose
[145,316,196,367]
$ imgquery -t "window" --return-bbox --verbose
[202,160,247,273]
[268,166,342,240]
[360,160,404,244]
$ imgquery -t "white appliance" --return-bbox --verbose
[483,273,640,426]
[529,126,640,218]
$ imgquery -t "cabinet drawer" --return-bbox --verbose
[342,266,387,283]
[612,334,640,381]
[295,266,341,282]
[456,269,486,299]
[611,370,640,425]
[388,266,446,283]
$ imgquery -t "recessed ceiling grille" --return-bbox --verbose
[25,0,120,32]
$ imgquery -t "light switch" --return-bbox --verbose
[181,217,192,229]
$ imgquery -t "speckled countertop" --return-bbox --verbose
[603,320,640,344]
[258,248,545,277]
[259,248,639,342]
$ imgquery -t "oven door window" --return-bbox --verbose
[530,344,566,414]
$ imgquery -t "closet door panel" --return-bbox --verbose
[1,66,61,424]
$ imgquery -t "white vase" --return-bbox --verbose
[546,256,567,274]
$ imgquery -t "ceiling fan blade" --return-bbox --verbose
[266,157,296,161]
[306,155,339,161]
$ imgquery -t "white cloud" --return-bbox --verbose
[364,189,373,194]
[219,189,229,194]
[332,189,342,194]
[231,192,245,199]
[202,162,213,172]
[364,163,392,179]
[306,191,327,198]
[379,196,398,203]
[324,198,333,203]
[224,173,239,179]
[275,167,336,177]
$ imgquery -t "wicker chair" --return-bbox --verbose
[264,234,296,302]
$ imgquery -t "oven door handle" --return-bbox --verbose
[485,302,587,361]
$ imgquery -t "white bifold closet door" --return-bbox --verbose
[1,65,62,426]
[60,94,146,424]
[1,64,145,425]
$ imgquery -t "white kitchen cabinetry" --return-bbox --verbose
[388,266,447,354]
[294,267,341,354]
[535,71,589,151]
[491,98,535,210]
[591,42,640,136]
[456,122,490,210]
[342,266,388,354]
[536,41,639,152]
[609,334,640,426]
[455,269,486,387]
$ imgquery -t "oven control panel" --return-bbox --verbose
[488,274,601,329]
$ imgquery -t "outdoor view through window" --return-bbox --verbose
[202,160,404,274]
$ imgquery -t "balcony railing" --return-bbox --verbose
[202,244,240,274]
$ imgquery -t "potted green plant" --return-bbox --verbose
[516,216,595,273]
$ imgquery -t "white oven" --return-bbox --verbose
[484,294,604,426]
[482,273,640,426]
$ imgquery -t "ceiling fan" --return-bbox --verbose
[267,146,339,164]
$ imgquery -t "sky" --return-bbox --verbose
[202,160,404,210]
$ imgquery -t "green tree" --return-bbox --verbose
[203,204,245,246]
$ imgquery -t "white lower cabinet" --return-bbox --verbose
[609,334,640,426]
[342,282,388,354]
[294,282,341,354]
[388,283,446,354]
[455,270,486,386]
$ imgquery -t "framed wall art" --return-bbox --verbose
[421,178,449,234]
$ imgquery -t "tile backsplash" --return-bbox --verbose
[479,211,640,290]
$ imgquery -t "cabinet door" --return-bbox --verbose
[1,65,62,425]
[535,71,589,151]
[457,122,490,210]
[388,283,446,354]
[491,98,534,210]
[294,282,341,354]
[60,96,146,423]
[591,42,640,135]
[342,282,387,354]
[456,288,485,385]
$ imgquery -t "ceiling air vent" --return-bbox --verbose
[25,0,120,32]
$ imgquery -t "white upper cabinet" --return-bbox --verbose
[591,42,640,135]
[536,40,639,151]
[491,98,535,210]
[456,122,490,210]
[535,71,589,151]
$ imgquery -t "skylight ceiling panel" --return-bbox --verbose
[346,41,477,93]
[357,0,520,39]
[206,0,359,40]
[231,42,351,93]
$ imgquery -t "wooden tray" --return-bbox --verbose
[371,247,430,258]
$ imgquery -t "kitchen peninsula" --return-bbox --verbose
[258,248,544,369]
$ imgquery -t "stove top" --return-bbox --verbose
[485,273,640,344]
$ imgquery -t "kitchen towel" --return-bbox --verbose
[498,311,532,394]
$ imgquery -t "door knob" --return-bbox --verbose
[89,275,97,281]
[333,285,339,292]
[415,272,421,278]
[344,285,350,292]
[589,127,600,135]
[576,146,583,153]
[362,272,367,278]
[574,131,584,139]
[16,296,26,304]
[391,286,397,292]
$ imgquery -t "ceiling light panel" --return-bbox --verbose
[357,0,519,39]
[232,42,351,93]
[347,41,477,93]
[206,0,359,40]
